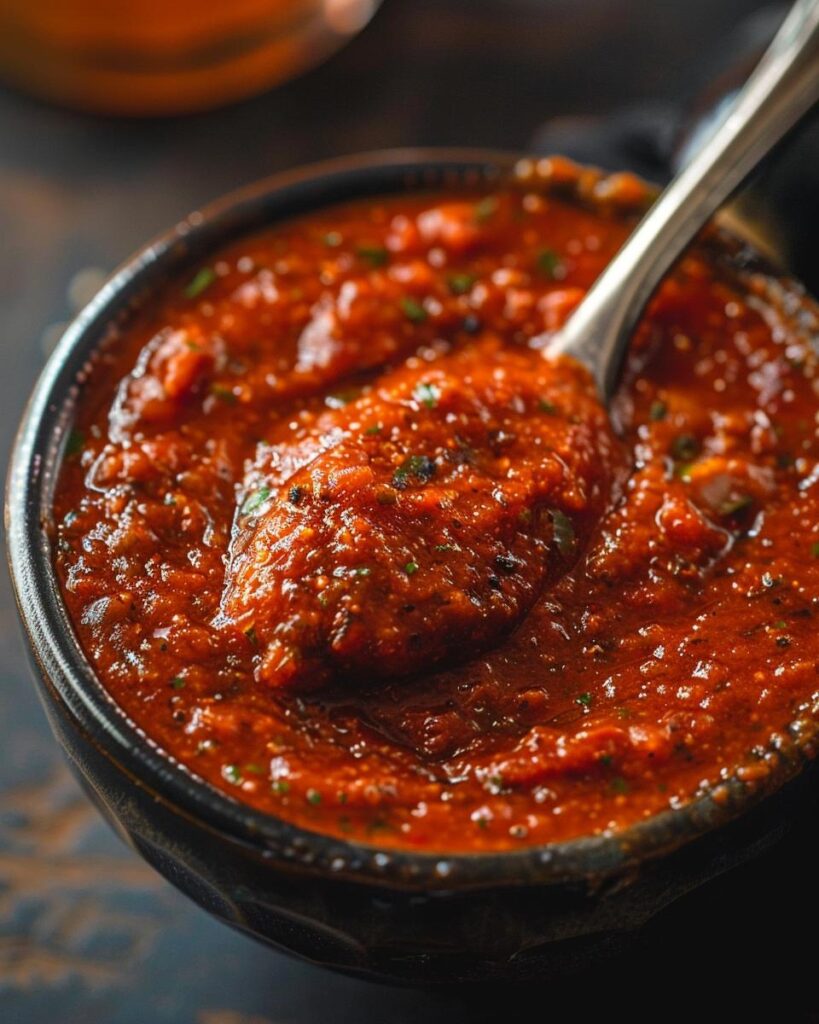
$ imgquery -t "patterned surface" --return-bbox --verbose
[2,0,817,1019]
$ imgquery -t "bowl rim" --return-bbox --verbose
[7,146,817,892]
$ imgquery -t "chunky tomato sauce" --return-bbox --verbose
[53,165,819,851]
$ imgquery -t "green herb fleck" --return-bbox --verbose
[184,267,217,299]
[306,788,322,805]
[576,692,593,708]
[649,400,668,422]
[811,541,819,558]
[474,196,499,223]
[244,762,264,775]
[447,273,476,295]
[550,509,575,556]
[538,398,558,414]
[210,384,237,405]
[242,487,271,515]
[719,494,753,516]
[413,381,440,409]
[325,388,361,409]
[434,543,454,553]
[245,626,257,645]
[676,462,695,481]
[357,245,388,267]
[610,776,630,795]
[354,567,372,577]
[537,248,564,279]
[272,780,290,795]
[170,676,186,690]
[392,454,437,489]
[404,561,419,576]
[65,429,85,458]
[400,296,428,323]
[672,433,699,461]
[365,422,383,436]
[223,764,242,785]
[322,231,342,247]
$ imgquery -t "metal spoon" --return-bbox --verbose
[551,0,819,400]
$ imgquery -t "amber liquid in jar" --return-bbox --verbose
[0,0,381,115]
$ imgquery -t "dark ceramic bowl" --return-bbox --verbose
[7,149,819,985]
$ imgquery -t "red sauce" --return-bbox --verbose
[53,169,819,851]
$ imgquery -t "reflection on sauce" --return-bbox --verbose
[54,169,819,851]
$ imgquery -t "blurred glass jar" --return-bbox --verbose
[0,0,383,115]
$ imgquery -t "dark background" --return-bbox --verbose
[3,1,818,1021]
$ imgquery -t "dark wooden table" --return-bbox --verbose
[3,1,818,1020]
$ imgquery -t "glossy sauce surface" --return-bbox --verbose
[54,175,819,851]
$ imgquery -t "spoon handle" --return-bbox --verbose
[552,0,819,399]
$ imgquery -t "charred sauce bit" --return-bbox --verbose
[54,181,819,852]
